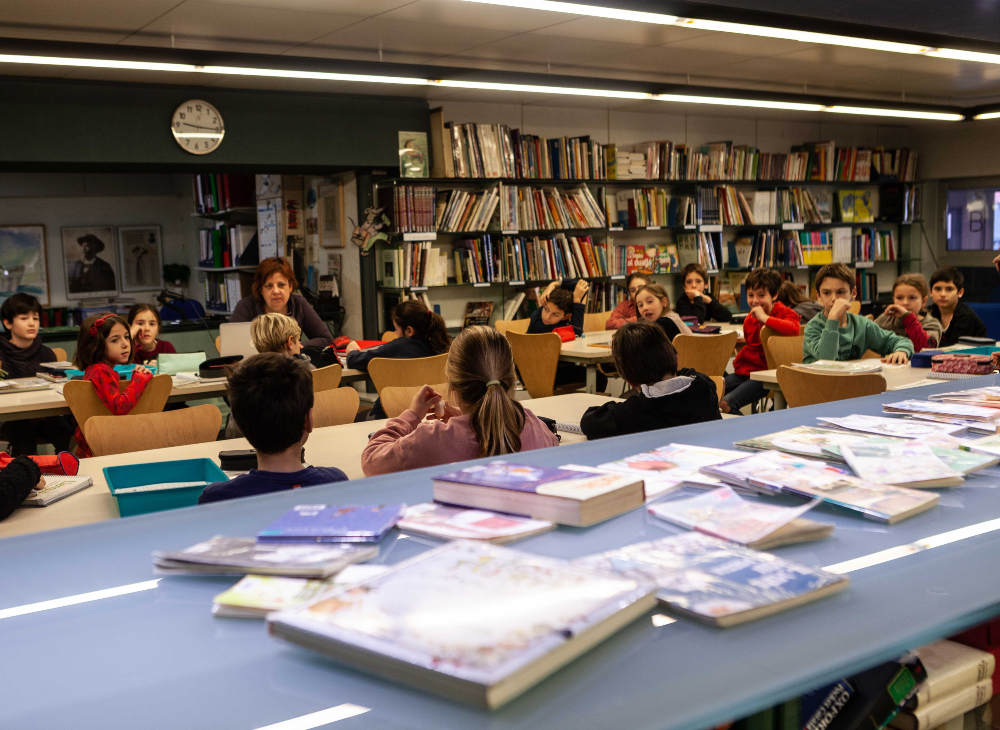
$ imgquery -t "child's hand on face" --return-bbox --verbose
[882,351,909,365]
[828,299,851,326]
[408,384,442,420]
[130,322,141,340]
[751,306,768,323]
[538,281,559,307]
[883,304,908,319]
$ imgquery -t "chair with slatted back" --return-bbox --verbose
[51,347,67,362]
[366,353,449,396]
[583,311,612,333]
[380,383,451,418]
[312,387,360,428]
[311,364,342,392]
[84,404,222,457]
[506,331,569,399]
[381,331,398,342]
[495,319,531,337]
[672,332,738,376]
[64,373,174,437]
[775,365,886,408]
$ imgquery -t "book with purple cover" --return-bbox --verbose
[257,504,406,544]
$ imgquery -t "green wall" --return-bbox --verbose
[0,76,428,171]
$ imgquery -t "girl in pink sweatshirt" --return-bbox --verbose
[361,326,559,476]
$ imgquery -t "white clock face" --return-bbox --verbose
[171,100,224,155]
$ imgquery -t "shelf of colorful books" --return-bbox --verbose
[379,275,629,293]
[380,177,924,187]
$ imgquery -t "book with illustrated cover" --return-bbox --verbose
[257,504,405,544]
[573,532,848,627]
[820,436,998,475]
[817,415,968,439]
[20,475,92,506]
[734,425,876,460]
[883,400,1000,423]
[268,541,657,709]
[908,413,998,434]
[153,536,379,577]
[396,503,555,544]
[840,441,964,488]
[963,433,1000,459]
[432,462,643,526]
[703,450,939,523]
[597,443,745,500]
[647,487,832,549]
[929,386,1000,404]
[793,360,882,374]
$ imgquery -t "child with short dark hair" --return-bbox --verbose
[929,267,987,346]
[875,273,942,352]
[529,279,588,336]
[72,313,154,457]
[721,267,800,415]
[675,263,733,324]
[580,320,721,439]
[199,353,347,503]
[776,280,823,323]
[0,293,74,455]
[127,304,176,365]
[804,263,913,364]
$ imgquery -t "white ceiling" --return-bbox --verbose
[2,0,999,110]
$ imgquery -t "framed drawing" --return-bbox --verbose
[0,225,49,306]
[117,226,163,292]
[318,182,345,248]
[61,226,118,299]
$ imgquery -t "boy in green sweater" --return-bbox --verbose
[803,263,914,364]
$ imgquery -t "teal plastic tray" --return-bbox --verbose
[103,458,227,517]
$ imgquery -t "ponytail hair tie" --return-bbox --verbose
[88,316,108,337]
[486,380,501,387]
[426,309,434,320]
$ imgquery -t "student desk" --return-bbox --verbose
[3,378,1000,730]
[0,393,616,541]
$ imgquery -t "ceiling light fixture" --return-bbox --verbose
[973,111,1000,120]
[825,105,964,121]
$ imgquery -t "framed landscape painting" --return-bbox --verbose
[0,225,49,306]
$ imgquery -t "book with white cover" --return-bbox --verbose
[908,413,998,434]
[928,386,1000,404]
[396,503,554,544]
[647,487,832,549]
[889,679,992,730]
[963,433,1000,459]
[268,541,657,709]
[883,400,1000,423]
[840,441,964,488]
[818,415,968,439]
[793,360,882,373]
[735,426,875,460]
[905,640,995,709]
[820,435,998,475]
[20,475,92,506]
[597,443,745,500]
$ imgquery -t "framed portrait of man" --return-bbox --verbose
[117,226,163,292]
[62,226,118,298]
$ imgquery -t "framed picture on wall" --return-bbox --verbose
[319,182,345,248]
[117,226,163,292]
[0,225,49,306]
[61,227,118,299]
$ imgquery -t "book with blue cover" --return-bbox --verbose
[257,504,405,543]
[573,532,849,627]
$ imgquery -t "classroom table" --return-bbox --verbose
[4,377,1000,730]
[0,393,616,541]
[750,363,950,409]
[0,369,367,422]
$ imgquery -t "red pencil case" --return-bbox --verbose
[553,325,576,342]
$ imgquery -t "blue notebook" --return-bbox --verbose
[257,504,405,543]
[433,463,598,494]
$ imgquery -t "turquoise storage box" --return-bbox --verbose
[103,458,227,517]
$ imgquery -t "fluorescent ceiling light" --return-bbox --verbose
[433,78,652,99]
[0,53,196,73]
[459,0,1000,65]
[825,105,964,121]
[657,93,822,112]
[974,111,1000,120]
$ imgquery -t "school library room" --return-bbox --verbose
[8,1,1000,729]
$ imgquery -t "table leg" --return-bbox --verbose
[771,390,787,410]
[585,365,597,394]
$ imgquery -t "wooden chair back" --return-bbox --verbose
[51,347,67,361]
[672,331,738,376]
[583,311,612,333]
[506,331,562,398]
[861,350,882,360]
[381,331,398,342]
[849,301,861,315]
[495,319,530,336]
[366,353,449,396]
[64,373,173,434]
[709,375,725,405]
[313,387,360,428]
[84,404,222,457]
[761,326,805,370]
[381,383,451,418]
[214,335,221,355]
[776,366,886,408]
[311,364,342,392]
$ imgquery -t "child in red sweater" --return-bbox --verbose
[72,313,154,457]
[721,268,801,414]
[128,304,176,365]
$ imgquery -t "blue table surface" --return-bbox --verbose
[5,376,1000,730]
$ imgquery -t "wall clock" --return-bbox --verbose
[171,100,224,155]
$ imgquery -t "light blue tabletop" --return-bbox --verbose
[4,376,1000,730]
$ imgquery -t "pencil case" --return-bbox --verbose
[930,353,994,375]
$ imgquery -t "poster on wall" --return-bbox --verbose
[0,225,49,306]
[398,131,428,178]
[61,226,117,299]
[319,182,345,248]
[117,226,164,292]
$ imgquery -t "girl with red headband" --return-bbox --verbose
[70,313,154,457]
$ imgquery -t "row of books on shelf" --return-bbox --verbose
[192,173,255,214]
[609,189,696,228]
[499,185,606,231]
[621,233,720,274]
[198,224,259,268]
[202,271,251,312]
[857,270,879,304]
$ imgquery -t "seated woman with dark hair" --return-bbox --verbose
[229,257,332,348]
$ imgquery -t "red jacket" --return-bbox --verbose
[73,363,153,457]
[606,299,637,329]
[733,300,801,376]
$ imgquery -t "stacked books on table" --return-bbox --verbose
[817,414,969,439]
[396,503,555,544]
[256,504,405,543]
[792,360,883,374]
[595,443,744,500]
[0,377,51,393]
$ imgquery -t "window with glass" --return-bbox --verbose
[946,187,1000,251]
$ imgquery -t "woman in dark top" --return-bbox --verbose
[674,263,733,324]
[229,258,332,348]
[346,300,451,418]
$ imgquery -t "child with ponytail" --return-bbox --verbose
[71,313,154,457]
[361,326,558,476]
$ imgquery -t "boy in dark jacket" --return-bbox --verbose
[929,267,988,346]
[528,281,605,390]
[580,319,721,439]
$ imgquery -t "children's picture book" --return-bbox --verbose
[572,532,848,627]
[907,413,998,434]
[153,536,379,577]
[820,436,998,475]
[840,441,964,488]
[268,541,657,709]
[431,462,644,526]
[792,360,883,374]
[963,434,1000,459]
[734,425,876,460]
[396,503,555,544]
[703,450,939,523]
[597,443,745,500]
[462,301,494,329]
[20,475,93,506]
[928,386,1000,404]
[257,504,405,544]
[883,399,1000,422]
[647,486,832,549]
[817,415,968,439]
